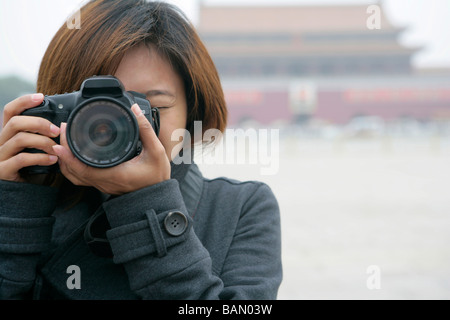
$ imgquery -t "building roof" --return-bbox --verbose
[198,4,400,34]
[205,42,418,57]
[197,3,419,77]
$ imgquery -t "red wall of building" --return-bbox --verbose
[225,89,292,125]
[316,89,450,124]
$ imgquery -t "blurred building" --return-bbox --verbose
[198,4,450,127]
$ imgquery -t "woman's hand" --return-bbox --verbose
[52,104,171,195]
[0,94,60,183]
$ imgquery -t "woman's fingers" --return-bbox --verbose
[0,132,58,161]
[52,144,89,187]
[0,93,62,182]
[53,123,92,186]
[52,107,170,195]
[2,93,44,126]
[0,152,58,181]
[0,115,60,145]
[131,104,165,155]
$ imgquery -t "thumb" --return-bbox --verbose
[131,104,161,151]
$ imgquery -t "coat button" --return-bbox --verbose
[164,211,188,236]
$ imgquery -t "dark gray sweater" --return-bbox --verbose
[0,163,282,300]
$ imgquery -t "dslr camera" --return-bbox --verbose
[21,75,160,174]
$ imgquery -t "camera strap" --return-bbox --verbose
[84,203,113,258]
[152,107,160,136]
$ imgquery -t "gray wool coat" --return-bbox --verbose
[0,162,282,300]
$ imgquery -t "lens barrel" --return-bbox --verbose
[67,99,139,168]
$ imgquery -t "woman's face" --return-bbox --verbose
[114,44,187,161]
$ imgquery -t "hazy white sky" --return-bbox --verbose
[0,0,449,81]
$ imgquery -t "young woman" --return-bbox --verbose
[0,0,282,299]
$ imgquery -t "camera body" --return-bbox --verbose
[21,75,160,174]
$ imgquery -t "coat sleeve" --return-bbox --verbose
[102,179,282,300]
[0,181,58,299]
[218,182,282,300]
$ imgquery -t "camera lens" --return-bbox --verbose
[67,100,139,167]
[89,119,118,147]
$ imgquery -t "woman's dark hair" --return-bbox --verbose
[38,0,227,140]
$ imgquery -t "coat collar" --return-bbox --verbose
[178,163,203,218]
